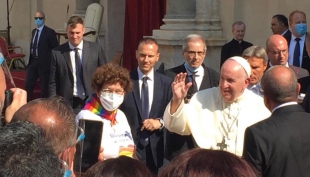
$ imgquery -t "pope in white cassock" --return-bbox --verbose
[163,56,271,156]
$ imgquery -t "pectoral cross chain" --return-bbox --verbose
[217,136,227,150]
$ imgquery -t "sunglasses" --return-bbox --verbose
[34,17,44,20]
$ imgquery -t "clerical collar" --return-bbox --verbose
[184,62,204,76]
[271,102,298,113]
[269,62,289,68]
[68,40,84,50]
[233,38,243,44]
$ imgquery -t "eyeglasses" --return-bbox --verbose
[186,51,205,57]
[102,88,125,95]
[34,17,44,20]
[269,49,288,56]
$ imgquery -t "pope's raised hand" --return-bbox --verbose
[171,73,192,102]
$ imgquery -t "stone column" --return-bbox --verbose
[152,0,226,72]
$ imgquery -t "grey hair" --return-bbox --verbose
[232,21,246,30]
[182,34,207,52]
[242,46,268,63]
[261,65,298,104]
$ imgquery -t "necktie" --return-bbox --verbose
[187,71,198,99]
[141,77,149,119]
[293,38,301,67]
[32,29,39,56]
[140,76,149,147]
[74,48,85,99]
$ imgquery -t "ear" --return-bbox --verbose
[263,94,271,111]
[263,62,268,71]
[135,50,139,59]
[156,53,160,62]
[182,50,187,58]
[297,82,301,95]
[244,77,250,88]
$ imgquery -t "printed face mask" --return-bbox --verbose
[99,92,124,111]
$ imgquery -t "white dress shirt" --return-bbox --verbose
[288,34,306,66]
[137,67,154,114]
[184,63,204,89]
[271,101,298,113]
[69,41,84,97]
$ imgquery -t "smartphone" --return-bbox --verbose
[2,90,13,115]
[74,119,103,173]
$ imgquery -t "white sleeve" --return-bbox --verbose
[163,100,191,135]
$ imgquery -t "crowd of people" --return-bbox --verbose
[0,9,310,177]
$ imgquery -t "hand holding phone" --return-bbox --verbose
[74,119,104,173]
[2,88,27,123]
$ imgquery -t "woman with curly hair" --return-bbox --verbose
[76,63,134,163]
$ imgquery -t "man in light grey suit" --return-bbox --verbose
[49,16,107,113]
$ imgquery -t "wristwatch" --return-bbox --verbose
[158,118,164,129]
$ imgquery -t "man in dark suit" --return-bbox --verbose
[266,34,308,79]
[49,16,107,113]
[120,38,172,174]
[243,65,310,177]
[220,21,253,67]
[163,34,219,160]
[301,35,310,111]
[271,14,291,41]
[25,11,58,102]
[286,10,310,73]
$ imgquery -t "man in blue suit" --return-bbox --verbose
[120,37,172,174]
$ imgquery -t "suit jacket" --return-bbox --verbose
[49,40,107,107]
[119,69,172,172]
[282,30,291,43]
[243,104,310,177]
[220,38,253,67]
[29,25,58,71]
[286,33,310,74]
[298,76,310,94]
[266,62,309,79]
[163,63,219,160]
[302,85,310,112]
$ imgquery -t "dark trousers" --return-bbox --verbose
[137,142,157,175]
[25,57,49,102]
[72,96,85,115]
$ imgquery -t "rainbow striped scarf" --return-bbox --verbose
[83,94,117,126]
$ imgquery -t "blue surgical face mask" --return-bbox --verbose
[294,23,307,36]
[35,19,44,27]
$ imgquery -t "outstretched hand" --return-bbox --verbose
[170,73,192,114]
[171,73,192,101]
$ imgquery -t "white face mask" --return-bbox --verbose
[99,92,124,111]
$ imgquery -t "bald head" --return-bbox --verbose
[219,58,250,103]
[266,34,288,66]
[11,96,76,155]
[261,65,298,105]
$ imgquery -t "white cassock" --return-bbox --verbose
[163,87,271,156]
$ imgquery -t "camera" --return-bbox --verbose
[2,90,13,115]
